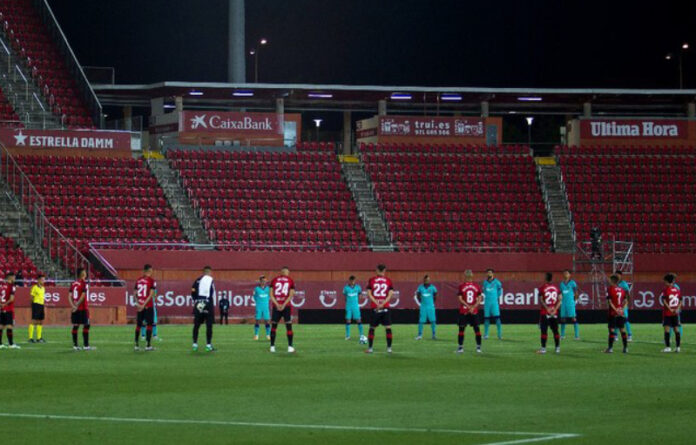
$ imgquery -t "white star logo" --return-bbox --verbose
[14,131,27,146]
[190,115,207,129]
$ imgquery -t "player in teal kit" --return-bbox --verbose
[614,271,633,342]
[482,269,503,340]
[415,275,437,340]
[141,288,160,342]
[253,276,271,340]
[343,276,364,340]
[559,269,580,340]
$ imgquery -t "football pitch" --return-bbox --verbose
[1,323,692,445]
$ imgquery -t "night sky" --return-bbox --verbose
[49,0,696,89]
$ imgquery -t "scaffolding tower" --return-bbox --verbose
[573,238,634,309]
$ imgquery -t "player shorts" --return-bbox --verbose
[608,315,626,330]
[418,305,436,323]
[137,307,155,326]
[0,311,14,325]
[539,315,559,332]
[370,309,392,327]
[559,305,576,319]
[483,303,500,318]
[458,313,479,327]
[71,310,89,325]
[31,303,45,320]
[272,306,292,323]
[345,304,361,321]
[255,302,270,320]
[193,300,214,324]
[663,315,680,328]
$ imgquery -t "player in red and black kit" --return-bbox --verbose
[70,268,91,351]
[456,269,483,353]
[605,274,629,354]
[0,272,19,349]
[134,264,157,351]
[366,263,395,354]
[538,272,562,354]
[269,266,296,353]
[660,273,682,353]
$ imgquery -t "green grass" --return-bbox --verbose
[0,323,693,445]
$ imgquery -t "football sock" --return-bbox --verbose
[7,328,12,345]
[621,332,627,348]
[28,324,34,340]
[286,323,293,346]
[496,318,502,338]
[458,326,464,346]
[206,324,213,345]
[474,327,481,347]
[146,325,152,347]
[192,323,200,343]
[265,323,271,336]
[368,328,375,348]
[679,324,683,335]
[270,323,277,346]
[417,323,423,337]
[134,327,140,345]
[675,332,681,348]
[358,323,364,336]
[254,324,260,336]
[36,325,42,340]
[625,321,632,336]
[553,332,560,348]
[72,326,78,346]
[664,331,670,347]
[152,323,158,337]
[346,323,351,337]
[141,325,146,337]
[484,319,490,337]
[431,321,436,337]
[541,333,548,348]
[0,329,3,344]
[560,323,566,337]
[608,332,615,348]
[573,323,579,338]
[82,325,90,347]
[385,328,392,347]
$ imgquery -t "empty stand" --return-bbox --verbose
[167,149,369,251]
[0,234,38,279]
[557,146,696,253]
[0,89,20,127]
[361,143,551,252]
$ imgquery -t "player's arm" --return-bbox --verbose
[379,289,394,309]
[573,284,579,303]
[142,287,155,309]
[367,289,379,308]
[281,288,295,310]
[607,296,619,315]
[432,289,437,303]
[414,290,421,305]
[73,290,86,312]
[458,292,469,311]
[6,289,15,306]
[470,292,483,313]
[269,286,281,309]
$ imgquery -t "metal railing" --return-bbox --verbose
[0,142,91,279]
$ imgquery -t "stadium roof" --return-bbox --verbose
[92,82,696,116]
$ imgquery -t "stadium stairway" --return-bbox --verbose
[0,32,61,129]
[536,158,575,252]
[147,157,212,246]
[0,181,68,278]
[341,159,394,251]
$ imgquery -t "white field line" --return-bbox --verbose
[0,412,579,443]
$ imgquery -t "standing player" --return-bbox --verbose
[269,267,295,353]
[141,289,160,342]
[482,269,503,340]
[559,269,580,340]
[343,275,364,340]
[28,274,46,343]
[366,264,394,354]
[191,266,216,352]
[70,268,91,351]
[415,275,437,340]
[668,272,682,338]
[134,264,156,351]
[219,294,230,325]
[614,271,633,342]
[253,275,271,340]
[660,273,682,353]
[456,270,483,353]
[605,275,629,353]
[537,272,561,354]
[0,272,19,349]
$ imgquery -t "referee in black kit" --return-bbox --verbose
[219,295,230,325]
[192,266,215,352]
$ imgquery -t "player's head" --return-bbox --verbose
[203,266,212,276]
[280,266,290,276]
[423,274,430,284]
[76,268,86,279]
[143,264,153,276]
[37,274,45,285]
[545,272,553,283]
[376,264,386,275]
[259,275,267,286]
[609,274,619,284]
[486,268,494,279]
[348,275,356,285]
[464,269,473,280]
[563,269,571,280]
[5,271,14,283]
[664,273,675,285]
[614,270,623,278]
